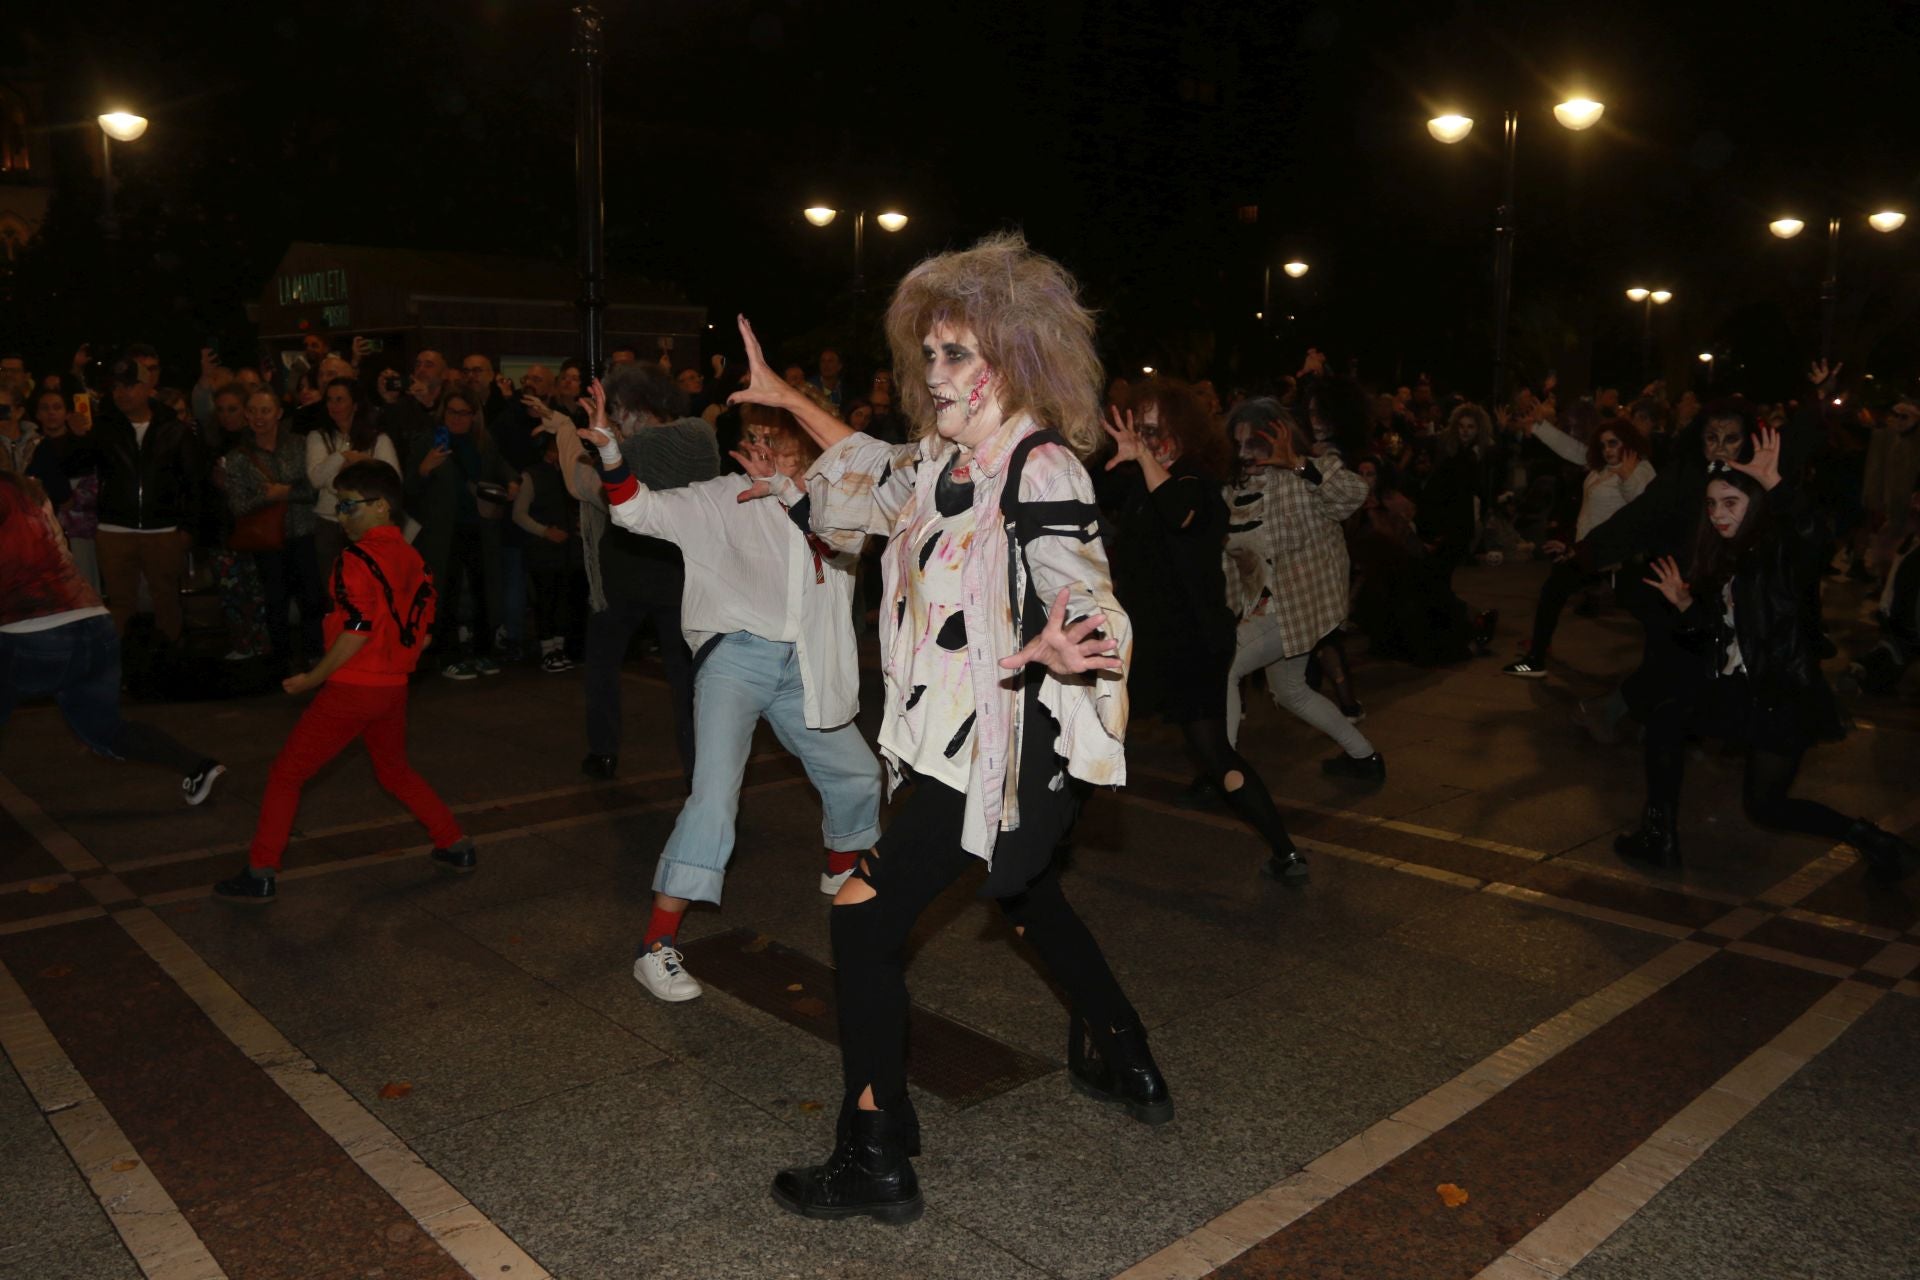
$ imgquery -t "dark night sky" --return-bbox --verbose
[12,0,1920,399]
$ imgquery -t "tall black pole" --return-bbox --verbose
[1491,109,1519,407]
[1819,215,1841,365]
[1640,297,1652,386]
[99,135,118,239]
[851,210,867,360]
[573,4,606,379]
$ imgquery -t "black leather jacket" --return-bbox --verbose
[87,409,205,531]
[1673,481,1840,737]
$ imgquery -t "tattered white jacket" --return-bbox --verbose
[783,415,1131,863]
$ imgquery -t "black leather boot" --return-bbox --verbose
[1067,1011,1174,1125]
[1614,805,1680,869]
[770,1108,923,1224]
[1845,819,1916,883]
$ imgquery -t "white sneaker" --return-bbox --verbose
[820,867,855,895]
[632,945,703,1002]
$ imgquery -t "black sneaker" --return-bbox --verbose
[1322,752,1387,783]
[581,753,617,780]
[213,867,276,904]
[431,840,477,873]
[1260,849,1310,887]
[1501,657,1548,679]
[182,761,227,806]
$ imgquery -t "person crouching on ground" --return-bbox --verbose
[216,461,475,902]
[574,384,882,1002]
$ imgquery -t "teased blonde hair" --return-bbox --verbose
[884,231,1105,458]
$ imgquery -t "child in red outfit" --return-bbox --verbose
[216,462,474,903]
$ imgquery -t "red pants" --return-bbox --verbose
[248,681,463,870]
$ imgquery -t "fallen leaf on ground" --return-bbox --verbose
[1436,1183,1470,1208]
[743,934,772,954]
[378,1082,414,1100]
[798,1101,823,1113]
[792,997,828,1017]
[110,1159,140,1173]
[39,964,73,979]
[27,881,60,895]
[785,983,804,993]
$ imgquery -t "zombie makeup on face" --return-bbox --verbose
[1135,405,1177,467]
[1702,418,1745,464]
[1600,433,1624,463]
[1706,478,1749,539]
[921,324,998,445]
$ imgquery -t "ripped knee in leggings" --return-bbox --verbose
[832,849,881,907]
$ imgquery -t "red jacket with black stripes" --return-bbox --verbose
[322,525,437,686]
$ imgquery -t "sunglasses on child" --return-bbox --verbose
[335,497,375,514]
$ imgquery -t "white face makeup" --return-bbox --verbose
[1233,420,1272,465]
[1703,418,1745,464]
[1135,403,1178,467]
[1599,433,1624,464]
[921,322,1001,448]
[1706,478,1749,539]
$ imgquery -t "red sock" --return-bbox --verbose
[826,849,860,876]
[644,904,685,950]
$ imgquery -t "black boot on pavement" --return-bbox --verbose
[1614,805,1681,869]
[1845,819,1917,883]
[771,1107,923,1225]
[431,838,477,873]
[213,865,276,904]
[1068,1011,1174,1125]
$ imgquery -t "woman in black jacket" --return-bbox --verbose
[1619,427,1913,880]
[1107,379,1307,884]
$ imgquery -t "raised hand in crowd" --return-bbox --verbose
[1642,555,1693,611]
[1807,359,1841,393]
[1730,425,1782,490]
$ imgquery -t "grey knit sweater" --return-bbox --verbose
[574,418,720,611]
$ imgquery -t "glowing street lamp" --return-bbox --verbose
[96,109,149,237]
[804,205,909,348]
[1551,98,1605,130]
[1282,260,1309,278]
[1770,209,1906,361]
[875,210,909,232]
[1427,93,1607,402]
[1625,286,1673,381]
[803,206,838,227]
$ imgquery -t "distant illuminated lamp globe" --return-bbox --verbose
[98,112,148,142]
[875,211,909,232]
[1282,261,1309,278]
[1625,287,1650,302]
[1650,290,1673,304]
[1552,99,1605,131]
[1427,114,1473,144]
[1868,210,1907,233]
[803,207,838,227]
[1768,218,1805,239]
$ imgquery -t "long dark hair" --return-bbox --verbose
[1687,465,1770,596]
[324,376,381,452]
[1131,377,1229,483]
[1307,376,1371,463]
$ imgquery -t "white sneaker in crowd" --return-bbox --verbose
[820,867,855,895]
[633,945,703,1002]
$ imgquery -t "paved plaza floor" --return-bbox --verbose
[1,563,1915,1280]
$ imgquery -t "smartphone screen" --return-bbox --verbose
[433,425,451,451]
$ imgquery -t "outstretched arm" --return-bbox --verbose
[724,315,854,452]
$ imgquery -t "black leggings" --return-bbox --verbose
[1182,716,1296,857]
[1643,698,1852,840]
[1527,560,1607,658]
[832,778,1135,1114]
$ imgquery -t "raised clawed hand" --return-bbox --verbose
[1729,424,1782,490]
[729,441,776,504]
[1807,359,1842,390]
[726,315,796,410]
[999,587,1123,677]
[1102,406,1143,470]
[524,393,571,436]
[1642,555,1693,612]
[578,379,613,448]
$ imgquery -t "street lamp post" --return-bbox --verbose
[96,111,148,238]
[572,5,607,379]
[1260,259,1309,344]
[1625,286,1673,383]
[1428,96,1604,406]
[1697,351,1714,387]
[1770,210,1906,363]
[804,207,908,354]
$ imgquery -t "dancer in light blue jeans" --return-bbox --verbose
[560,376,881,1003]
